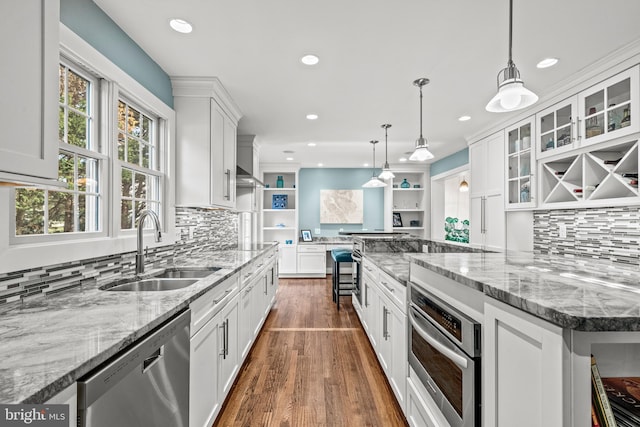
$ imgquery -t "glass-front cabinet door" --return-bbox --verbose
[536,98,577,160]
[578,65,639,148]
[506,117,536,209]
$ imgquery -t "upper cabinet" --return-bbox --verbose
[172,77,242,208]
[506,117,536,209]
[536,98,578,160]
[578,66,639,148]
[0,0,60,185]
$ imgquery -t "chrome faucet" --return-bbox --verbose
[136,209,162,275]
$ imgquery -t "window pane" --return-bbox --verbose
[148,175,160,202]
[142,144,150,168]
[122,169,133,197]
[67,70,88,113]
[67,110,88,148]
[134,172,147,200]
[15,189,45,235]
[58,107,65,143]
[78,156,98,193]
[121,200,133,229]
[118,132,126,161]
[127,138,140,165]
[118,101,126,131]
[58,151,74,190]
[142,115,151,141]
[128,107,141,136]
[59,65,66,104]
[78,194,99,232]
[48,191,74,233]
[135,201,147,226]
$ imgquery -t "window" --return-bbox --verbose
[117,99,162,230]
[15,62,103,236]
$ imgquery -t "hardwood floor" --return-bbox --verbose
[213,277,408,427]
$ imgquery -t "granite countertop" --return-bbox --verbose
[0,245,276,404]
[406,251,640,332]
[363,253,410,286]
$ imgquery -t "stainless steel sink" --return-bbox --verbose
[153,267,220,279]
[101,278,199,292]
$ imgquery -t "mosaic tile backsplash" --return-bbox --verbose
[0,207,239,309]
[534,206,640,266]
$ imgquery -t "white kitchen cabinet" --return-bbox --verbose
[172,77,241,208]
[406,371,449,427]
[579,65,639,148]
[484,297,567,427]
[469,131,505,250]
[238,279,254,360]
[296,244,326,276]
[190,310,220,427]
[0,0,60,184]
[217,293,239,399]
[505,116,536,209]
[361,259,379,340]
[536,98,578,160]
[46,382,77,427]
[376,287,407,412]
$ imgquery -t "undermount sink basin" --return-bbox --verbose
[101,278,199,292]
[153,267,220,279]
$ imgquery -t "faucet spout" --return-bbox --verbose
[136,209,162,275]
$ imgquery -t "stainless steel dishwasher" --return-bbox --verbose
[78,309,190,427]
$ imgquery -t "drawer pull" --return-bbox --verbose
[381,281,395,293]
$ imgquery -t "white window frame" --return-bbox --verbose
[0,24,175,274]
[10,58,108,244]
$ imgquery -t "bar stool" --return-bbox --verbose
[331,248,353,310]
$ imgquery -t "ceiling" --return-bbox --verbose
[94,0,640,168]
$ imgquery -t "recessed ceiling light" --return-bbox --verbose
[537,57,559,69]
[169,18,193,34]
[363,163,369,167]
[283,150,295,154]
[301,54,319,65]
[399,158,408,162]
[318,163,323,167]
[286,157,294,161]
[307,142,316,147]
[306,114,318,120]
[458,115,471,122]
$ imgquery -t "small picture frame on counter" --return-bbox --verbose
[301,229,313,242]
[392,212,403,227]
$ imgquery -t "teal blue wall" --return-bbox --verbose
[430,148,469,176]
[299,169,384,237]
[60,0,173,108]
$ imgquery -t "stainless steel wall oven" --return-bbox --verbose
[408,283,481,427]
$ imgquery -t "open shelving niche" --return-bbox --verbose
[538,138,639,208]
[391,171,427,236]
[261,172,298,246]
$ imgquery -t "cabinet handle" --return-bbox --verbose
[365,284,369,307]
[225,318,229,357]
[576,117,582,141]
[481,197,486,234]
[224,169,231,200]
[264,276,268,295]
[383,306,389,340]
[380,281,395,293]
[220,320,227,358]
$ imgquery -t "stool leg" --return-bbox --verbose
[336,261,340,310]
[332,261,337,302]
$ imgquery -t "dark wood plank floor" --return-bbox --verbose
[213,277,408,427]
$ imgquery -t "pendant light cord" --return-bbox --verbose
[419,86,423,139]
[507,0,514,67]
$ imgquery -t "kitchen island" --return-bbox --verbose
[0,244,277,405]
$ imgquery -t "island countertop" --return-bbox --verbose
[407,251,640,332]
[0,245,276,404]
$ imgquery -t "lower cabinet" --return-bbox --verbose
[376,290,407,410]
[296,244,326,276]
[190,309,221,427]
[483,297,567,427]
[217,295,239,399]
[361,267,379,344]
[238,281,254,360]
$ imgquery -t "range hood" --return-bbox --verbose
[236,165,264,188]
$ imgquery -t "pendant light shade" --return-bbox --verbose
[378,124,395,180]
[363,140,387,188]
[459,177,469,192]
[410,78,434,161]
[486,0,538,113]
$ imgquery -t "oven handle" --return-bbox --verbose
[409,308,468,370]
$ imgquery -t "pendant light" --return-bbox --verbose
[459,176,469,192]
[409,78,434,161]
[378,124,395,180]
[486,0,538,112]
[362,140,387,188]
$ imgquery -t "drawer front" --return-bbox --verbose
[328,244,352,251]
[362,258,379,281]
[378,270,406,312]
[297,244,326,253]
[190,275,239,335]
